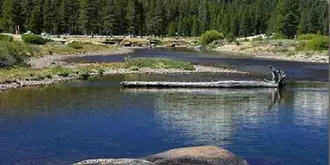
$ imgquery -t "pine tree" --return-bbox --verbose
[59,0,80,34]
[306,8,319,34]
[23,0,35,31]
[240,8,253,37]
[0,0,327,36]
[298,10,309,34]
[100,0,116,36]
[167,21,177,36]
[1,0,25,33]
[28,0,43,34]
[230,14,240,36]
[191,18,199,36]
[79,0,98,35]
[146,0,166,36]
[274,0,300,38]
[198,0,209,33]
[43,0,58,34]
[125,0,139,36]
[114,0,127,35]
[282,13,299,38]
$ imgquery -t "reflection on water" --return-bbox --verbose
[293,89,329,126]
[0,83,124,116]
[0,81,328,165]
[124,88,282,145]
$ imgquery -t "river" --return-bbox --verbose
[0,48,328,165]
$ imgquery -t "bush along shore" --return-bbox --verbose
[0,56,248,92]
[199,31,329,63]
[1,33,235,92]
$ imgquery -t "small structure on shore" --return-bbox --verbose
[121,65,286,89]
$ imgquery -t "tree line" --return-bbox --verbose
[0,0,328,39]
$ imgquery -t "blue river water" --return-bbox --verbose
[67,48,329,82]
[0,48,328,165]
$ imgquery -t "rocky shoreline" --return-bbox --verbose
[73,145,249,165]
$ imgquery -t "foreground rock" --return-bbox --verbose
[74,145,249,165]
[144,145,249,165]
[74,158,154,165]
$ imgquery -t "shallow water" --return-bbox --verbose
[0,48,328,165]
[0,74,328,165]
[66,48,329,82]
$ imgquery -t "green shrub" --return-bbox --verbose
[0,41,29,68]
[0,34,13,42]
[298,34,322,40]
[125,57,195,70]
[58,72,70,77]
[200,30,224,45]
[305,36,329,51]
[150,39,162,45]
[98,69,105,76]
[234,40,241,46]
[128,66,139,71]
[225,33,235,43]
[68,41,84,49]
[22,34,49,45]
[46,74,52,79]
[252,36,263,41]
[272,33,286,39]
[79,72,90,80]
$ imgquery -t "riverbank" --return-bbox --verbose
[212,41,328,64]
[1,48,250,92]
[0,65,249,92]
[29,47,136,69]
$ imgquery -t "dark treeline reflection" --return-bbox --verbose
[0,83,125,116]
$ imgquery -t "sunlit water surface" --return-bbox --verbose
[0,47,328,165]
[0,75,328,165]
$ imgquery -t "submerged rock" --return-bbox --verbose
[73,158,154,165]
[143,145,249,165]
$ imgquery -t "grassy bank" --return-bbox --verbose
[38,41,119,56]
[125,57,195,70]
[0,33,197,86]
[0,63,124,83]
[0,57,196,84]
[210,34,328,63]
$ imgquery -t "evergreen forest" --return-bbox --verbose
[0,0,328,39]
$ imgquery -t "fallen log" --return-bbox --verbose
[120,65,286,89]
[121,80,278,88]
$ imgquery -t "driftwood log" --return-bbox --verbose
[121,65,286,89]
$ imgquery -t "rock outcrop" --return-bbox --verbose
[73,158,154,165]
[73,145,249,165]
[143,145,249,165]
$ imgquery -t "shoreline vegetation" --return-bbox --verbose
[198,30,329,64]
[0,34,248,92]
[0,32,327,92]
[211,37,328,64]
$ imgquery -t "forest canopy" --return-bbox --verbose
[0,0,328,39]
